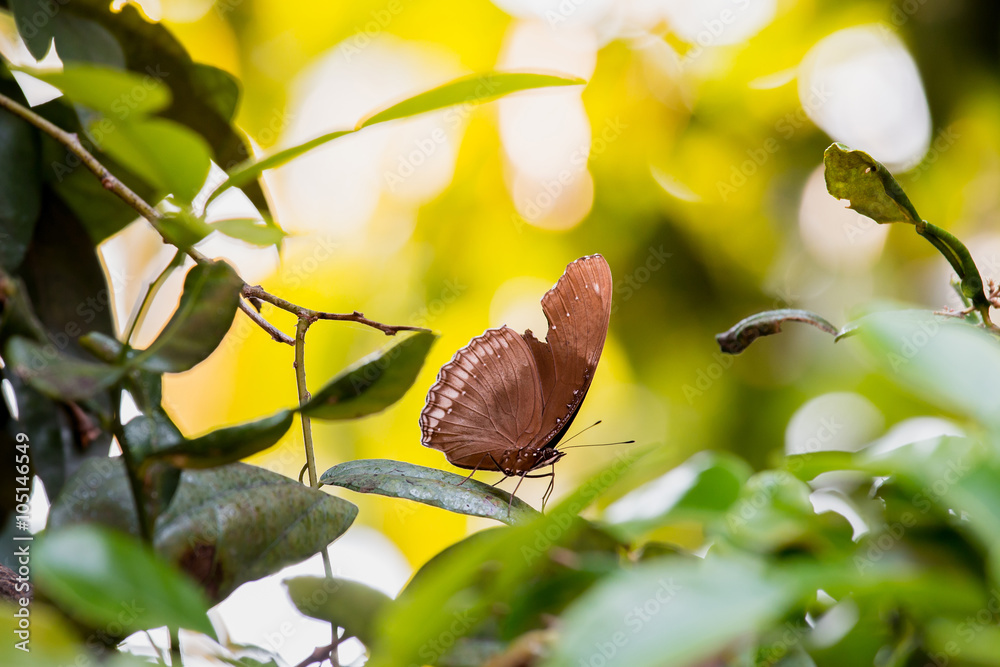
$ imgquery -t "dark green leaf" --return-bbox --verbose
[358,72,586,128]
[23,64,170,116]
[823,143,921,225]
[125,412,183,525]
[716,309,838,354]
[143,410,294,469]
[11,0,56,60]
[284,575,391,646]
[189,63,241,121]
[18,191,117,353]
[302,331,436,420]
[0,83,41,272]
[94,117,212,203]
[49,12,125,67]
[544,557,803,667]
[4,336,124,401]
[49,459,358,602]
[211,218,288,247]
[321,459,539,525]
[35,524,215,636]
[133,261,242,373]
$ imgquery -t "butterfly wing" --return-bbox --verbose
[420,326,544,470]
[524,254,613,448]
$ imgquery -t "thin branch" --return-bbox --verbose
[293,640,341,667]
[293,318,340,667]
[0,91,423,344]
[239,299,294,345]
[244,284,427,336]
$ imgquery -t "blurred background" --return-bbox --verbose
[58,0,1000,661]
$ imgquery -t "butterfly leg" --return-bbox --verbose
[456,454,488,487]
[508,472,527,516]
[540,465,556,512]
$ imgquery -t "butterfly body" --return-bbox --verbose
[419,255,613,499]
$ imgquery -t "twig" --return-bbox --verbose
[0,91,424,343]
[293,317,340,667]
[293,640,341,667]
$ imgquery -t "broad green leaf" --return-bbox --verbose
[0,88,41,272]
[11,0,55,59]
[94,117,213,203]
[543,556,803,667]
[23,64,170,116]
[823,143,920,225]
[302,331,436,420]
[604,451,752,541]
[284,576,392,646]
[211,71,583,200]
[357,72,585,128]
[856,310,1000,430]
[716,309,838,354]
[35,524,215,636]
[143,410,294,468]
[49,459,358,602]
[211,218,288,247]
[321,459,540,525]
[49,12,125,67]
[133,261,242,373]
[4,336,124,401]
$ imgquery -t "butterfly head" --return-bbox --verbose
[497,446,566,476]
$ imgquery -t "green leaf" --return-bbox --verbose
[35,524,215,636]
[823,143,921,225]
[855,310,1000,430]
[284,576,392,646]
[604,451,753,541]
[143,410,294,469]
[23,64,171,116]
[211,218,288,247]
[93,117,213,203]
[358,72,586,128]
[543,557,804,667]
[11,0,56,60]
[51,0,269,213]
[4,336,124,401]
[0,85,41,272]
[715,309,838,355]
[133,261,243,373]
[302,331,436,420]
[211,71,583,201]
[49,459,359,602]
[125,412,183,525]
[159,210,214,250]
[49,12,125,67]
[320,459,540,525]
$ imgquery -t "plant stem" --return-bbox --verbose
[293,317,340,666]
[170,627,183,667]
[109,388,153,543]
[0,91,424,345]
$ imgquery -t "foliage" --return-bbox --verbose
[3,2,1000,667]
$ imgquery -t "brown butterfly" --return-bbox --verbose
[419,254,613,507]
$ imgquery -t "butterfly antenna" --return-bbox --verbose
[558,420,603,447]
[559,439,636,450]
